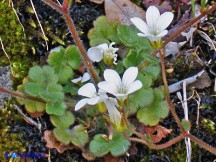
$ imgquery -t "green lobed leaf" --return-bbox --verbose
[110,134,131,156]
[123,49,143,68]
[142,63,161,80]
[137,100,169,126]
[50,111,75,128]
[48,47,65,66]
[53,128,72,145]
[137,72,152,88]
[88,16,120,46]
[41,66,59,85]
[89,134,110,157]
[136,88,154,107]
[65,45,82,69]
[55,65,73,84]
[46,102,67,115]
[70,124,89,147]
[89,133,130,157]
[28,66,43,83]
[117,25,152,52]
[23,82,44,97]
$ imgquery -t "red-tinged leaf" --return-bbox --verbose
[138,124,172,143]
[43,130,74,154]
[142,0,172,13]
[180,0,190,3]
[105,0,146,25]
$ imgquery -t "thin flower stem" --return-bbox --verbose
[138,3,216,70]
[0,86,45,103]
[187,134,216,155]
[150,133,186,150]
[127,133,186,149]
[159,49,185,133]
[122,108,147,141]
[41,0,100,84]
[0,86,75,108]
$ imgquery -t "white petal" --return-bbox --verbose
[81,72,90,82]
[122,67,138,88]
[103,69,121,87]
[157,12,174,31]
[71,77,82,83]
[137,33,152,37]
[87,47,103,62]
[127,80,143,94]
[98,81,118,95]
[87,96,101,105]
[146,35,162,41]
[157,30,168,37]
[78,83,97,97]
[97,43,109,51]
[146,6,160,30]
[104,98,121,126]
[130,17,149,34]
[75,98,88,111]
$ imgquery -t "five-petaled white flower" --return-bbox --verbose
[75,83,101,111]
[98,67,143,100]
[130,6,174,42]
[87,42,119,65]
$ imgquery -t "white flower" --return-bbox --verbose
[87,42,118,65]
[98,67,142,100]
[130,6,174,41]
[100,93,122,126]
[75,83,101,111]
[71,72,90,84]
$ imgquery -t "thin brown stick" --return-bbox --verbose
[41,0,100,83]
[0,86,45,103]
[127,133,186,150]
[159,49,185,132]
[187,134,216,155]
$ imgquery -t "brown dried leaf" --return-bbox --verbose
[104,155,125,162]
[105,0,145,25]
[89,0,104,4]
[138,125,172,143]
[43,130,74,153]
[188,71,211,89]
[142,0,172,13]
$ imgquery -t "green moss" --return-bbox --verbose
[0,0,35,87]
[0,99,27,161]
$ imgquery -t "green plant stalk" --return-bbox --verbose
[201,0,206,11]
[41,0,100,84]
[191,0,195,18]
[138,3,216,70]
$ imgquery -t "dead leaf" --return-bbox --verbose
[82,150,96,161]
[89,0,104,4]
[138,125,172,143]
[105,0,145,26]
[188,71,211,89]
[104,154,125,162]
[142,0,172,13]
[43,130,74,153]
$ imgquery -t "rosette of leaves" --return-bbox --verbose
[17,65,66,116]
[47,46,82,84]
[50,111,89,148]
